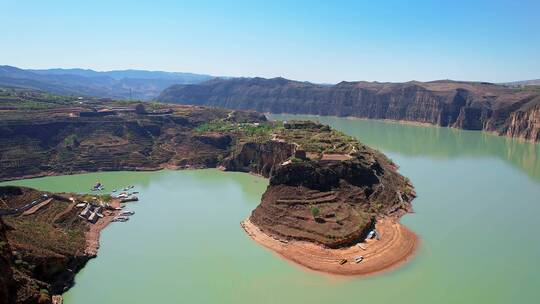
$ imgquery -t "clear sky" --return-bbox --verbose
[1,0,538,83]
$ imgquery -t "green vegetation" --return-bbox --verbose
[0,86,78,110]
[276,121,360,157]
[63,134,78,147]
[310,206,320,218]
[517,85,540,94]
[196,120,279,142]
[197,120,274,135]
[79,193,111,204]
[196,118,361,159]
[101,194,113,203]
[289,156,304,163]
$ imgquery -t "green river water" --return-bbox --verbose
[3,115,540,303]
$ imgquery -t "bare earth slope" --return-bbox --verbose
[158,77,540,142]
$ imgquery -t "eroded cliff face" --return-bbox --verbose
[222,141,296,177]
[504,104,540,141]
[158,78,540,142]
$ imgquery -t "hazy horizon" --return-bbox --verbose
[1,0,539,83]
[5,64,539,85]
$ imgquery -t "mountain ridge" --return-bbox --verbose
[0,65,214,100]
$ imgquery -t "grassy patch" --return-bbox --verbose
[196,120,278,142]
[0,87,78,110]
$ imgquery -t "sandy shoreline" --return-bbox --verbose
[241,217,418,277]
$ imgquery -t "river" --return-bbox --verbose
[3,115,540,303]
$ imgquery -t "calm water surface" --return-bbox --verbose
[3,115,540,303]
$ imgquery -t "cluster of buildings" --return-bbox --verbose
[77,202,105,224]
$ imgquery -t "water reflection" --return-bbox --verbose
[269,114,540,182]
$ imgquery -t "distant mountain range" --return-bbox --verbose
[0,65,214,100]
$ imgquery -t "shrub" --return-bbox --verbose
[63,134,78,147]
[310,206,320,218]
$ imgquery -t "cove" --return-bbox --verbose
[3,116,540,303]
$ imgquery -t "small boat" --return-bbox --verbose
[112,216,129,222]
[120,211,135,216]
[112,189,117,192]
[114,192,128,199]
[120,196,138,203]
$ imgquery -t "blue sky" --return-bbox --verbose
[1,0,538,83]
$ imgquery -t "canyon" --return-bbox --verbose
[0,88,414,302]
[158,77,540,142]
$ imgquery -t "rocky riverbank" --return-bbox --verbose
[0,186,112,303]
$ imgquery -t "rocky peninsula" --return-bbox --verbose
[0,88,416,302]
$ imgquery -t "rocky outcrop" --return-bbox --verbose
[222,141,296,177]
[504,103,540,141]
[250,146,413,248]
[158,77,540,142]
[218,120,413,248]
